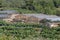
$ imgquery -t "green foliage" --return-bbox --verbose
[0,20,60,40]
[0,21,41,40]
[40,27,60,39]
[0,0,60,14]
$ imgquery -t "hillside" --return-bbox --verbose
[0,0,60,15]
[0,0,60,40]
